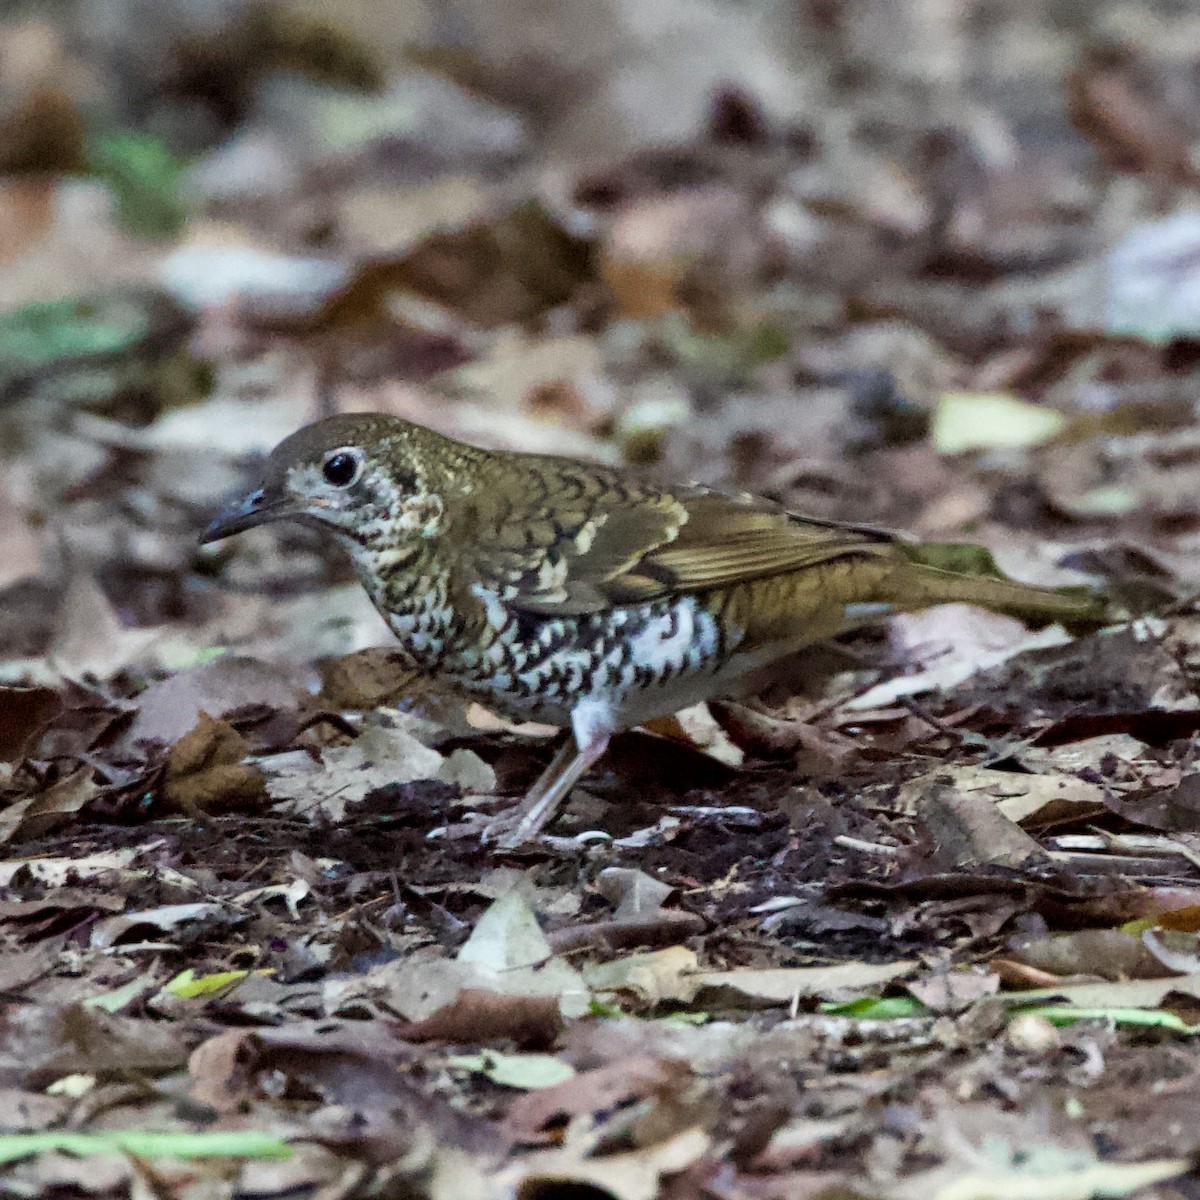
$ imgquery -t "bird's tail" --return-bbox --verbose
[883,565,1105,627]
[885,542,1108,628]
[730,547,1108,657]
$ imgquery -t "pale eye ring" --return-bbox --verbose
[322,448,363,488]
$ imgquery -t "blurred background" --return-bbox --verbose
[3,0,1200,670]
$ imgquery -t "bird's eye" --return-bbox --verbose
[322,449,362,488]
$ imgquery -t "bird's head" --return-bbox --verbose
[200,414,461,550]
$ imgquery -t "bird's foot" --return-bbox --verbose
[480,807,535,851]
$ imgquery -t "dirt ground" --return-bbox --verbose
[7,1,1200,1197]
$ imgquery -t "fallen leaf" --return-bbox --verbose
[596,867,675,919]
[90,902,232,949]
[0,1130,291,1166]
[82,971,159,1014]
[907,968,999,1015]
[1069,43,1198,188]
[0,1003,191,1088]
[0,686,59,761]
[0,844,145,887]
[846,616,1071,710]
[911,781,1048,870]
[166,969,256,1000]
[584,946,700,1006]
[958,768,1108,828]
[1002,972,1200,1010]
[397,989,563,1049]
[458,886,589,1015]
[933,392,1067,455]
[505,1126,710,1200]
[262,718,493,821]
[1003,929,1166,982]
[688,960,918,1007]
[188,1021,449,1118]
[894,1153,1188,1200]
[163,712,266,814]
[0,768,97,844]
[365,887,590,1025]
[506,1057,688,1138]
[447,1050,575,1090]
[127,656,310,746]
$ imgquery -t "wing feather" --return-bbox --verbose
[454,456,901,616]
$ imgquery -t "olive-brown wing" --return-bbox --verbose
[612,489,900,598]
[461,470,901,616]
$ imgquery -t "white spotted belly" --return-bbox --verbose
[445,592,740,730]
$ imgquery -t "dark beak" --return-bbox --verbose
[199,488,291,544]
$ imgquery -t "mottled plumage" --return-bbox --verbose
[202,413,1102,847]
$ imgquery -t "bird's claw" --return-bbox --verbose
[480,808,537,851]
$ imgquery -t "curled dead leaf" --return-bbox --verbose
[163,711,267,815]
[0,768,97,844]
[0,685,61,762]
[506,1056,690,1139]
[396,989,563,1049]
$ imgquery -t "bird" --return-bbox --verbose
[201,412,1103,848]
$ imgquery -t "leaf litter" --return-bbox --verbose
[7,2,1200,1198]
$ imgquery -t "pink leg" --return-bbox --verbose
[487,703,614,849]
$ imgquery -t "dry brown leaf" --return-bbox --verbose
[318,647,420,710]
[127,656,310,746]
[189,1022,431,1115]
[912,765,1109,829]
[0,685,61,761]
[846,606,1072,710]
[0,177,55,263]
[504,1125,710,1200]
[162,712,267,814]
[596,867,674,919]
[907,968,1000,1015]
[0,1003,191,1089]
[506,1056,689,1138]
[0,768,97,844]
[1004,929,1169,982]
[247,201,591,335]
[262,719,493,822]
[583,946,700,1006]
[905,778,1048,870]
[681,959,917,1009]
[1013,972,1200,1010]
[90,901,232,950]
[1068,43,1199,185]
[0,844,146,888]
[397,989,563,1049]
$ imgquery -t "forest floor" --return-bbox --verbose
[7,2,1200,1197]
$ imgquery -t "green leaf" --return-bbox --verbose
[447,1051,576,1090]
[0,1130,291,1165]
[588,998,624,1018]
[933,391,1067,455]
[156,645,229,673]
[84,970,157,1013]
[659,1010,709,1026]
[1016,1004,1200,1035]
[0,296,149,371]
[820,995,928,1019]
[166,968,253,999]
[88,132,187,239]
[743,323,790,365]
